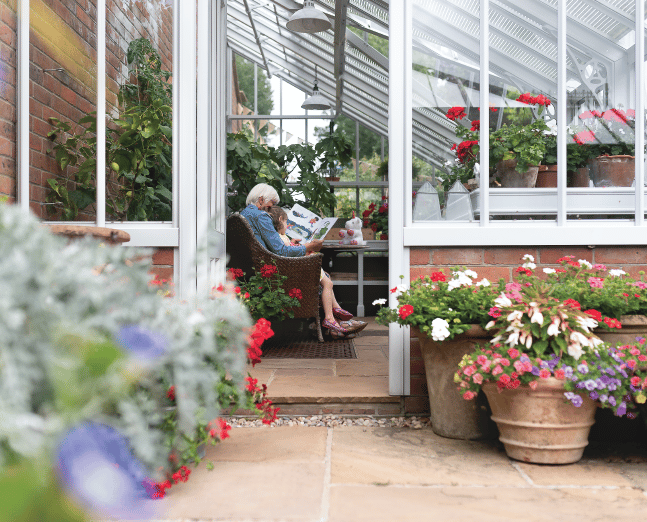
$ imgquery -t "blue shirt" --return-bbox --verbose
[240,204,306,257]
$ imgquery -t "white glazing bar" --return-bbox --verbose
[96,0,106,227]
[172,1,179,226]
[635,0,645,225]
[388,0,406,396]
[557,0,566,224]
[479,0,489,226]
[17,0,29,211]
[177,0,198,299]
[196,0,210,297]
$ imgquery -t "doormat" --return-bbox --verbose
[261,332,357,359]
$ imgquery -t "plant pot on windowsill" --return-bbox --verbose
[536,165,558,188]
[493,159,539,188]
[588,155,635,187]
[324,176,340,182]
[44,224,131,245]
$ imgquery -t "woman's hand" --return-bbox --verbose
[305,239,324,253]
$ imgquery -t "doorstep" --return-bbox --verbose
[247,318,402,416]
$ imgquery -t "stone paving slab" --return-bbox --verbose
[164,461,325,521]
[516,459,640,487]
[205,426,327,463]
[331,427,525,487]
[328,485,647,522]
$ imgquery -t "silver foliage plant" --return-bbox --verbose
[0,202,252,474]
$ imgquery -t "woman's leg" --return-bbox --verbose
[321,275,335,323]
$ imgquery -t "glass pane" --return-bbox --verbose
[486,4,557,222]
[411,0,481,222]
[565,3,636,222]
[42,1,173,222]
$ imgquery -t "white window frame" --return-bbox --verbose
[389,0,647,394]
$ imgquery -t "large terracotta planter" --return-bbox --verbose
[589,155,635,187]
[482,378,597,464]
[413,326,494,440]
[595,315,647,346]
[536,165,557,187]
[495,159,539,188]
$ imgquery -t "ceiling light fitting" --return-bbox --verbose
[301,65,331,111]
[286,0,332,34]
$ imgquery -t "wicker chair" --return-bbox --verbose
[226,213,324,342]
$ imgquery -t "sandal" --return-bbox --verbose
[332,307,354,321]
[330,329,357,340]
[340,320,367,334]
[322,318,350,336]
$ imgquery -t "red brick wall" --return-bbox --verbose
[0,0,173,217]
[405,245,647,414]
[149,246,173,282]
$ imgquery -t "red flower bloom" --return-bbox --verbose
[362,209,372,218]
[563,299,581,310]
[584,309,602,321]
[379,234,388,240]
[430,271,446,282]
[603,317,622,329]
[228,267,244,279]
[289,288,302,300]
[446,106,466,121]
[166,386,176,401]
[371,223,378,232]
[398,304,414,319]
[260,264,278,278]
[539,369,550,379]
[456,140,478,164]
[470,120,480,131]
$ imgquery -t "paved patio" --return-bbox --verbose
[158,424,647,522]
[155,318,647,522]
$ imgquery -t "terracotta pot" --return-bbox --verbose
[536,165,557,188]
[495,159,539,188]
[589,155,635,187]
[482,377,597,464]
[413,326,495,440]
[44,224,130,245]
[595,315,647,346]
[568,166,590,187]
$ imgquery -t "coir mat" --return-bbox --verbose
[260,332,357,359]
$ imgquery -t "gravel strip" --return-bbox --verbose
[224,415,432,429]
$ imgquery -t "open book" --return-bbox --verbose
[285,203,337,242]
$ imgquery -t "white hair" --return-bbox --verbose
[246,183,280,206]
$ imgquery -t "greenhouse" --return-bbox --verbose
[3,0,647,458]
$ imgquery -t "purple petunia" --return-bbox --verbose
[116,325,169,359]
[577,363,588,374]
[589,391,599,400]
[616,402,627,416]
[531,366,540,376]
[609,396,617,406]
[583,379,597,391]
[563,366,573,378]
[55,422,160,519]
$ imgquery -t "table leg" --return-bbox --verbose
[357,251,365,317]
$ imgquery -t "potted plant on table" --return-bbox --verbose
[375,269,503,440]
[362,196,389,240]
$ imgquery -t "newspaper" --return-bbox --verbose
[285,203,337,242]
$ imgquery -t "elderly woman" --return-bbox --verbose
[241,183,357,338]
[240,183,323,257]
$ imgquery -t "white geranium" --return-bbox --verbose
[609,269,626,277]
[543,267,556,274]
[431,318,451,341]
[476,278,490,287]
[522,254,535,262]
[372,298,387,306]
[578,259,592,269]
[463,269,478,279]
